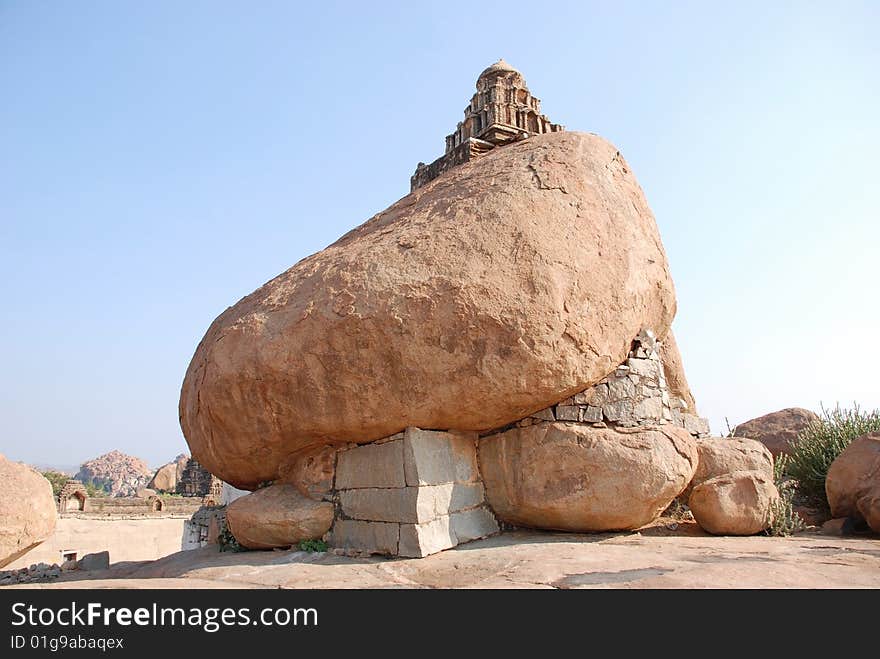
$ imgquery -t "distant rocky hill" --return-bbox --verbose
[75,450,152,497]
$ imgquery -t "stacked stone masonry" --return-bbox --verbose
[329,428,499,557]
[513,329,710,437]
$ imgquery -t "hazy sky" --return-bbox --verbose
[2,1,877,468]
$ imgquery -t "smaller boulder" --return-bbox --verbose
[690,470,778,536]
[226,484,334,550]
[732,408,818,457]
[684,437,773,501]
[826,432,880,533]
[478,422,698,532]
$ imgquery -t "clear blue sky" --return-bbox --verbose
[2,1,877,468]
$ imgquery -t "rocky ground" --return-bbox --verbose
[6,520,879,589]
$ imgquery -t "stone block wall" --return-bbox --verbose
[329,428,499,557]
[512,329,710,437]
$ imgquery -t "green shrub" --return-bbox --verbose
[41,471,70,497]
[785,404,880,507]
[765,455,805,537]
[218,518,244,553]
[298,539,328,553]
[83,480,109,498]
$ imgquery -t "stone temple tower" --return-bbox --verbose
[411,59,563,191]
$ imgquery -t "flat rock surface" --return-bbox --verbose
[7,522,879,589]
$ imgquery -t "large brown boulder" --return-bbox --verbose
[733,408,818,457]
[226,484,334,549]
[690,470,778,535]
[659,330,697,413]
[180,131,678,488]
[478,422,697,531]
[826,432,880,532]
[683,437,774,501]
[148,454,189,492]
[0,455,57,568]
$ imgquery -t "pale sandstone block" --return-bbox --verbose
[329,520,399,555]
[339,483,485,524]
[398,516,454,558]
[335,440,405,489]
[449,506,499,543]
[403,428,479,485]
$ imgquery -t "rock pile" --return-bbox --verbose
[180,131,680,490]
[178,84,778,553]
[75,450,152,497]
[0,551,111,585]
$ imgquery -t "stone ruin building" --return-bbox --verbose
[411,59,564,191]
[176,458,224,502]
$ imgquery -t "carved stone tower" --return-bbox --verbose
[411,59,563,191]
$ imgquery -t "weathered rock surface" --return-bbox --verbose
[478,422,697,531]
[180,131,678,488]
[733,408,818,457]
[684,437,774,500]
[0,455,57,569]
[826,432,880,533]
[659,330,697,413]
[11,529,880,590]
[277,445,338,500]
[690,470,778,535]
[75,450,152,497]
[148,454,189,493]
[226,484,334,549]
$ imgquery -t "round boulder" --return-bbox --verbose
[478,422,697,532]
[690,470,778,535]
[733,408,818,457]
[826,432,880,533]
[0,454,57,568]
[180,131,678,488]
[226,483,334,550]
[684,436,774,501]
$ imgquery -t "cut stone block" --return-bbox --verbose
[339,482,485,524]
[335,440,405,489]
[530,407,555,421]
[399,516,454,557]
[626,357,660,378]
[398,506,500,558]
[329,520,399,555]
[582,406,603,423]
[682,414,711,437]
[403,428,479,486]
[450,506,499,543]
[634,397,664,421]
[555,405,580,421]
